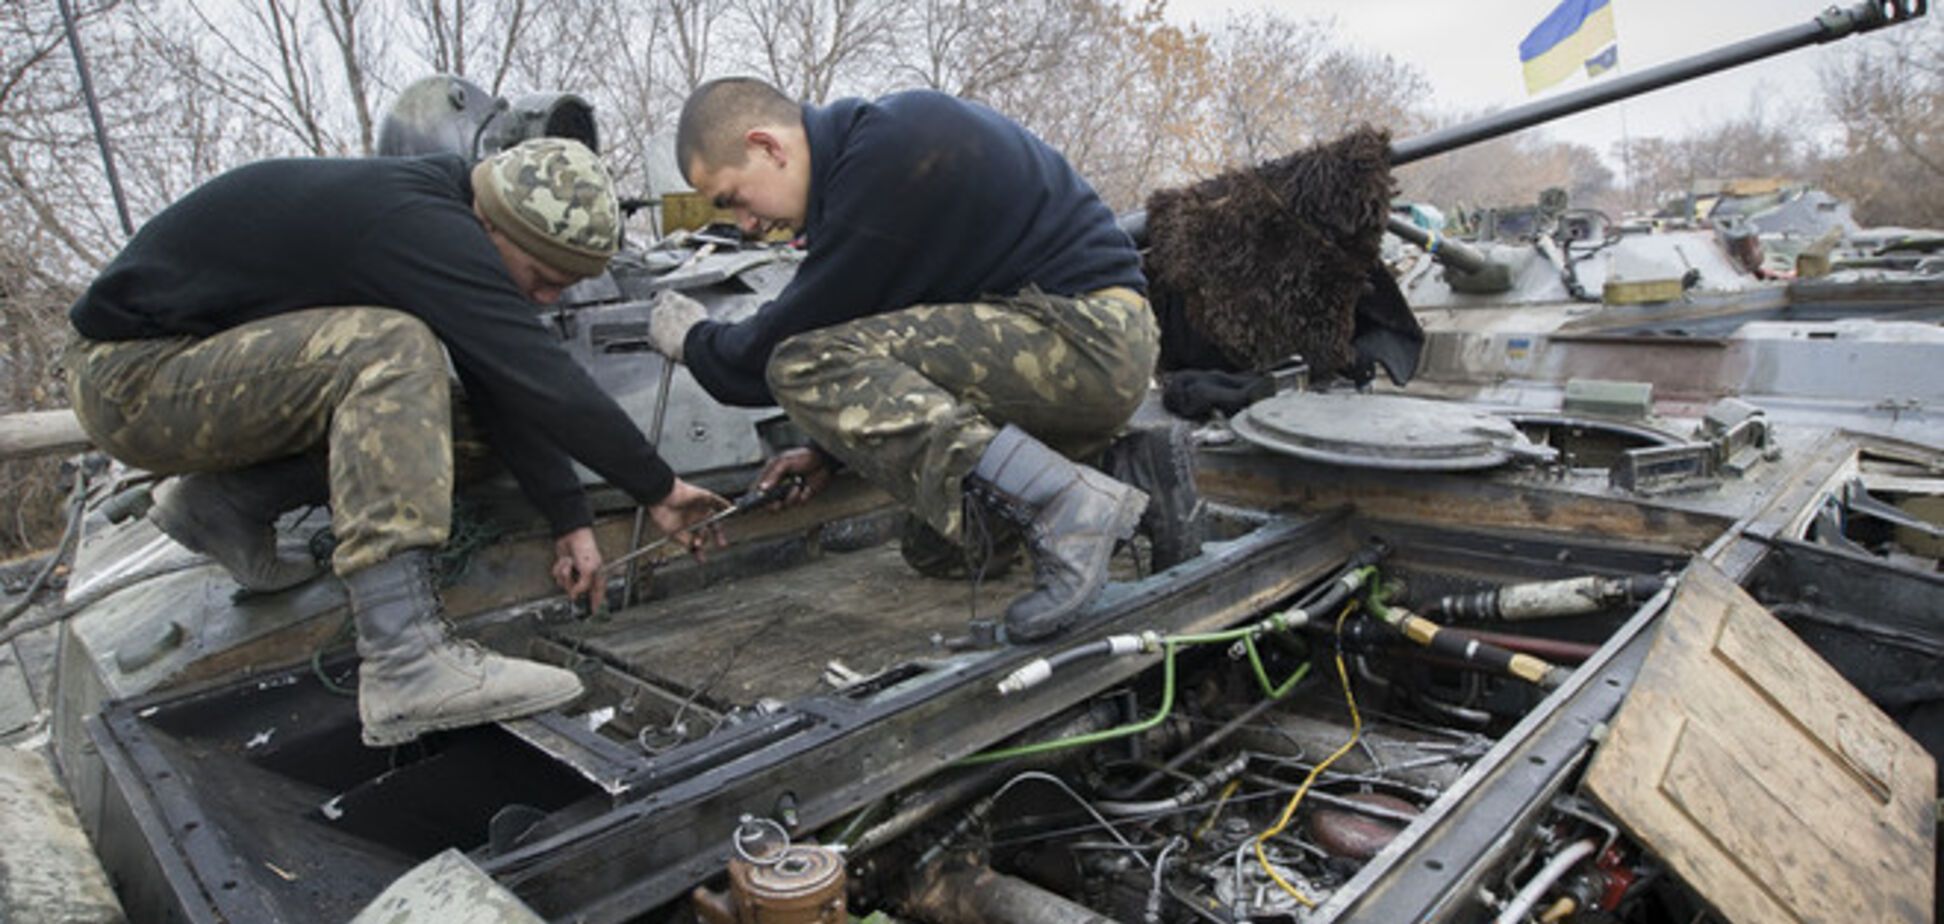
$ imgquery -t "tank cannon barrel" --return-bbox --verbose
[1389,0,1928,166]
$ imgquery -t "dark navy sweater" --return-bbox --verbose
[69,155,674,535]
[683,90,1146,407]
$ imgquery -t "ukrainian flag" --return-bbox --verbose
[1583,43,1619,79]
[1520,0,1618,94]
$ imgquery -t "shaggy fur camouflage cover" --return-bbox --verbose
[1144,126,1396,372]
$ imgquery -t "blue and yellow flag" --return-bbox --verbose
[1520,0,1618,94]
[1582,43,1619,79]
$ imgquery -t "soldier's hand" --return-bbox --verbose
[753,448,831,508]
[648,290,708,362]
[650,478,731,560]
[553,527,606,611]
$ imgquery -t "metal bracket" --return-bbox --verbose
[1610,442,1717,493]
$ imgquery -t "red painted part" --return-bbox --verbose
[1307,792,1420,860]
[1595,844,1637,910]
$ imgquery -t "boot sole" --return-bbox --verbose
[1142,425,1206,571]
[360,682,586,748]
[1006,487,1149,642]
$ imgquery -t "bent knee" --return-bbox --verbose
[307,307,446,374]
[766,327,856,396]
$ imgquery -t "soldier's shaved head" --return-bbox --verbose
[676,78,802,182]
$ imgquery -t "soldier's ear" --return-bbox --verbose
[746,129,787,168]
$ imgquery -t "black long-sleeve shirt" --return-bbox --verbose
[683,90,1146,407]
[69,154,673,534]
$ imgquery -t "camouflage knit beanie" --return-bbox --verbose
[472,137,620,278]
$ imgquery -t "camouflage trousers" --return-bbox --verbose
[66,307,456,575]
[768,286,1159,543]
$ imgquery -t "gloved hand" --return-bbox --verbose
[648,289,709,362]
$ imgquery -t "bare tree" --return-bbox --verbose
[1608,97,1818,215]
[730,0,901,102]
[499,0,682,197]
[177,0,331,153]
[1182,12,1429,179]
[1194,13,1331,169]
[0,0,136,273]
[319,0,386,155]
[401,0,530,95]
[889,0,1076,100]
[1819,17,1943,227]
[406,0,466,75]
[1394,107,1620,216]
[962,0,1212,211]
[664,0,728,92]
[502,0,616,96]
[0,1,109,554]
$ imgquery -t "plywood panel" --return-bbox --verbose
[1584,560,1935,924]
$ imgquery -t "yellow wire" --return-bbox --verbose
[1252,603,1363,907]
[1194,778,1243,842]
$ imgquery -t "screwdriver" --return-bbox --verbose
[598,476,803,575]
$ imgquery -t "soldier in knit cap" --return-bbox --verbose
[66,137,729,747]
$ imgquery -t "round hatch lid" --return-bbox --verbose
[1231,392,1555,471]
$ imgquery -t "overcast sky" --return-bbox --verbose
[1158,0,1915,165]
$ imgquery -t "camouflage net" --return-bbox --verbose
[1144,126,1396,372]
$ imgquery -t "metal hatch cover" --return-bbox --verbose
[1584,560,1936,924]
[1230,392,1554,470]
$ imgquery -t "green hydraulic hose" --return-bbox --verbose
[1247,636,1314,699]
[959,566,1378,766]
[959,607,1342,765]
[958,640,1181,765]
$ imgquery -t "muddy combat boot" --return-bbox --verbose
[348,549,584,747]
[1101,421,1205,572]
[966,425,1149,642]
[148,455,328,593]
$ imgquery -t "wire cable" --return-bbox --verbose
[1194,778,1242,842]
[1252,603,1363,908]
[985,770,1152,869]
[1,466,87,629]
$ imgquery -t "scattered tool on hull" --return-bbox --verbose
[600,475,804,578]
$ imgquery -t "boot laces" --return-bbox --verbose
[431,608,495,668]
[411,564,491,667]
[962,494,997,623]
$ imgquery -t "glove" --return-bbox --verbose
[649,289,709,362]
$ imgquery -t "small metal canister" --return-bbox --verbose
[694,816,846,924]
[726,845,846,924]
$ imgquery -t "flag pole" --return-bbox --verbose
[1618,97,1636,212]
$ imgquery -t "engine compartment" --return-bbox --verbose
[86,492,1751,923]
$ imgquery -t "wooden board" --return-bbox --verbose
[558,543,1038,706]
[0,408,88,460]
[1584,560,1936,924]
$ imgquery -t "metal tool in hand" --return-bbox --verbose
[599,476,803,575]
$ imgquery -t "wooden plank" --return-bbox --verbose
[1658,721,1893,921]
[562,544,1037,705]
[1585,560,1936,924]
[1710,601,1906,804]
[0,409,89,461]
